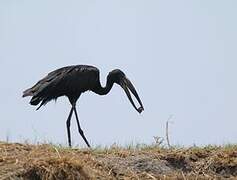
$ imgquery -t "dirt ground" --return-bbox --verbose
[0,142,236,179]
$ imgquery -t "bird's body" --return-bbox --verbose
[23,65,144,147]
[23,65,100,107]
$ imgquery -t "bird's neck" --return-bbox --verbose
[93,77,114,95]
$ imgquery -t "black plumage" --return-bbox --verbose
[23,65,144,147]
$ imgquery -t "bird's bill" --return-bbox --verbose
[120,77,144,113]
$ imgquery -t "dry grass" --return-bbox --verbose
[0,142,236,179]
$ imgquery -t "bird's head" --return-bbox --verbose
[108,69,144,113]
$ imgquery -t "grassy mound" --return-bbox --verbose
[0,142,236,179]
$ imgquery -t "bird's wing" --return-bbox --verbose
[23,65,99,110]
[32,66,77,110]
[22,66,75,109]
[23,66,74,97]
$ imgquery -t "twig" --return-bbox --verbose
[146,173,157,180]
[166,115,173,148]
[153,136,164,146]
[181,171,187,180]
[53,146,61,159]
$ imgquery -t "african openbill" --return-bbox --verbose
[23,65,144,147]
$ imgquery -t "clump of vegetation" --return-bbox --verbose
[0,142,236,179]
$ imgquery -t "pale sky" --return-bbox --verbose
[0,0,236,147]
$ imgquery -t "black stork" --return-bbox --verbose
[23,65,144,147]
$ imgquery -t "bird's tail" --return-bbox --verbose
[22,88,34,97]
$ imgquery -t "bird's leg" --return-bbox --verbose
[66,107,73,147]
[73,105,91,148]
